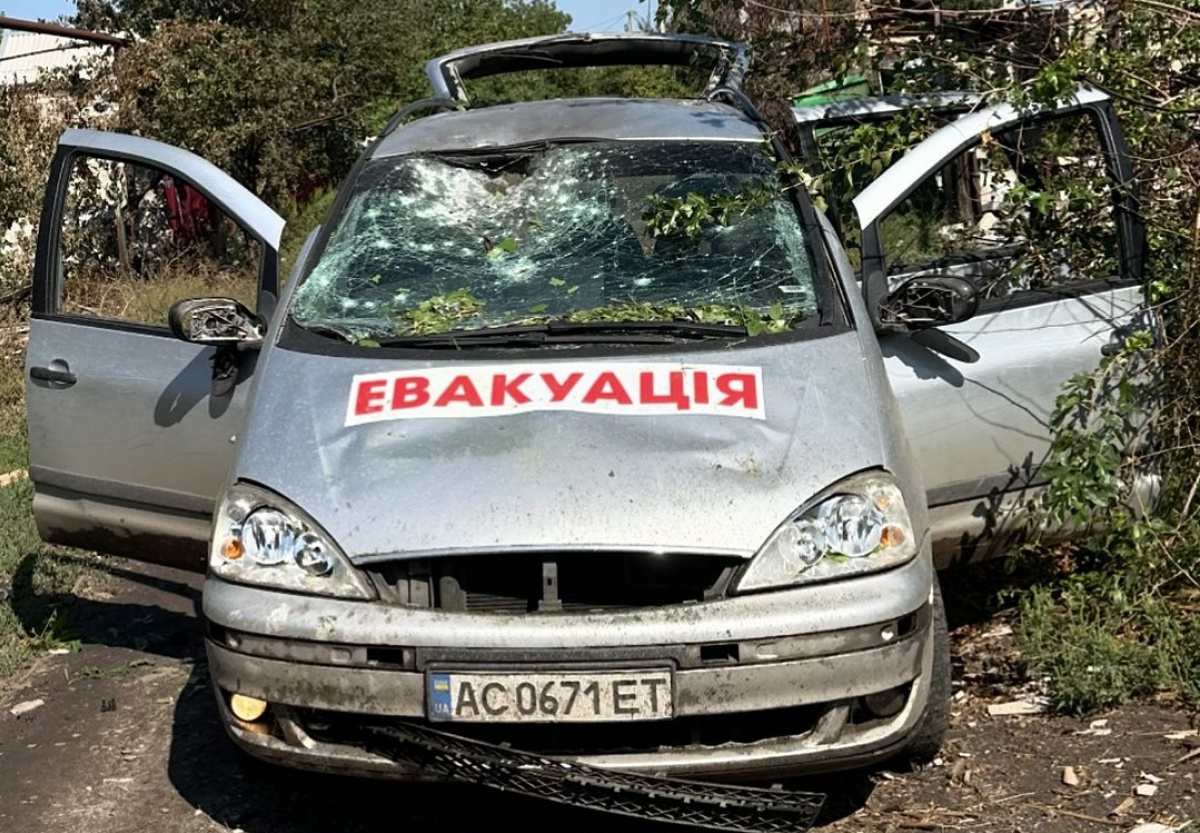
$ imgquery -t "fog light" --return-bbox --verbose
[864,686,908,718]
[230,693,269,722]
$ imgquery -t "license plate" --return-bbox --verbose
[427,670,673,723]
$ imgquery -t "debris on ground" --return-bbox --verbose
[987,698,1048,716]
[9,698,44,717]
[1077,718,1113,736]
[5,559,1199,833]
[1111,796,1137,817]
[366,722,827,833]
[0,468,27,487]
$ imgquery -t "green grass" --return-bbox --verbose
[62,263,260,328]
[1016,582,1200,713]
[0,353,26,473]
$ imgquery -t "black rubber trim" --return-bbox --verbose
[926,469,1045,508]
[363,722,825,833]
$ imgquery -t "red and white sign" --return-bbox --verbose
[346,362,765,426]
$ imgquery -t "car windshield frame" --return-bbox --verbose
[287,136,847,348]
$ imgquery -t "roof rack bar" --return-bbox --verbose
[0,15,127,47]
[426,32,750,104]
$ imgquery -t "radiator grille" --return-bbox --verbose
[368,551,741,613]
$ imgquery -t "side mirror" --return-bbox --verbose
[168,297,264,350]
[880,276,979,330]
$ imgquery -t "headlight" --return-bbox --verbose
[735,472,920,593]
[210,483,376,600]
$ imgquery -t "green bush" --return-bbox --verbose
[1017,583,1200,713]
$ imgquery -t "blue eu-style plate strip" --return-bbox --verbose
[428,673,454,722]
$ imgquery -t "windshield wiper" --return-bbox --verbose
[545,320,748,339]
[370,320,748,348]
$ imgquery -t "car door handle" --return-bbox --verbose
[30,366,78,386]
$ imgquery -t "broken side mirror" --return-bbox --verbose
[168,297,264,398]
[169,297,265,350]
[880,276,979,330]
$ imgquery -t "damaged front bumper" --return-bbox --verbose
[203,552,935,780]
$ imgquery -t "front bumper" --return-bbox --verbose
[204,554,935,780]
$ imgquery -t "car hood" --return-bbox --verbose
[235,332,887,563]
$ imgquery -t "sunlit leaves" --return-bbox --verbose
[641,186,775,238]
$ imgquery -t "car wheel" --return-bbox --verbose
[901,573,951,763]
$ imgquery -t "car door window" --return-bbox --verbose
[55,155,261,327]
[26,132,283,569]
[875,111,1120,301]
[807,109,955,268]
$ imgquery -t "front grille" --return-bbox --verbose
[368,551,742,613]
[302,703,826,757]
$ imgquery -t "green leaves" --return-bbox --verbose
[487,237,518,258]
[81,0,573,208]
[642,186,775,240]
[393,288,486,335]
[384,291,795,337]
[564,300,793,335]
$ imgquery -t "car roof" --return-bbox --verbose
[426,32,748,103]
[371,97,766,158]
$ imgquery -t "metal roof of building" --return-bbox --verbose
[0,30,107,85]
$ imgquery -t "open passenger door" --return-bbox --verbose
[26,130,284,571]
[844,90,1146,561]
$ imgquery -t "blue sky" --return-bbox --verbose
[557,0,654,31]
[2,0,73,21]
[1,1,653,30]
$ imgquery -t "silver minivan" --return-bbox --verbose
[24,34,1143,779]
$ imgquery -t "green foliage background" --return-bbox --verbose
[76,0,575,207]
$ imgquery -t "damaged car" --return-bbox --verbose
[24,32,1142,779]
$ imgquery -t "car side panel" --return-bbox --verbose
[25,322,260,569]
[882,285,1142,562]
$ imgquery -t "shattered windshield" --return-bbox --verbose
[291,141,823,341]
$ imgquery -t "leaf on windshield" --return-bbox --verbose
[486,237,518,258]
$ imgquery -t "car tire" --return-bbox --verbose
[901,574,951,763]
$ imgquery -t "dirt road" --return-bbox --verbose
[1,558,1196,833]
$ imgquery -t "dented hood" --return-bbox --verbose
[234,332,887,563]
